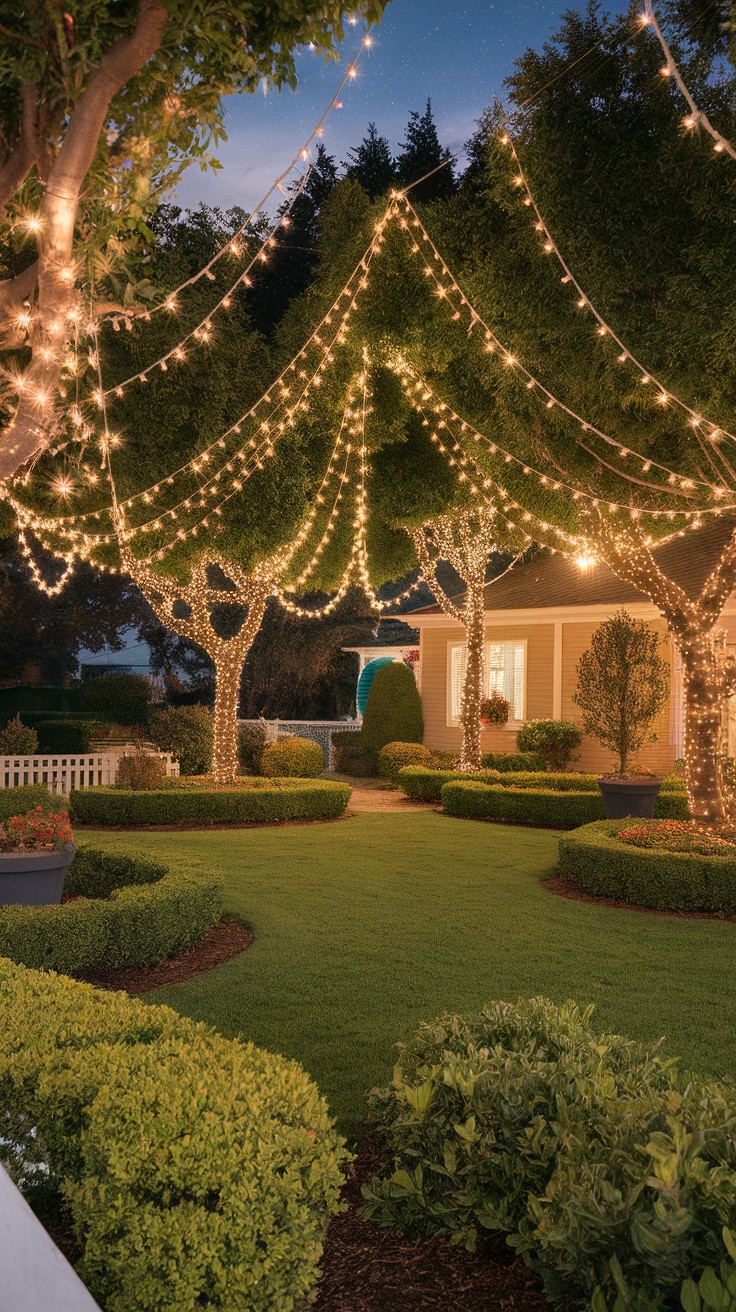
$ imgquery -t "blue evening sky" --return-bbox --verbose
[176,0,630,215]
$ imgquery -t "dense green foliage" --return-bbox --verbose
[69,781,351,825]
[147,704,214,775]
[238,722,267,775]
[0,960,347,1311]
[398,766,687,803]
[441,780,687,828]
[515,720,582,772]
[0,715,38,753]
[260,735,325,778]
[481,750,546,772]
[34,718,97,753]
[76,674,152,726]
[0,846,221,971]
[377,741,437,783]
[360,662,424,759]
[363,998,736,1308]
[115,751,167,790]
[0,784,53,819]
[331,731,376,777]
[559,820,736,914]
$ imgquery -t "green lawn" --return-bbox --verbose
[84,813,736,1138]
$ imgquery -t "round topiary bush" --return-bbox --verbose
[377,742,436,784]
[0,959,347,1312]
[0,846,222,973]
[360,662,423,759]
[558,819,736,913]
[260,735,325,778]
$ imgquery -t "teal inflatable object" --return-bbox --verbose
[357,657,396,718]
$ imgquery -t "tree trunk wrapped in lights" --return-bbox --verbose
[589,516,736,823]
[411,510,500,772]
[122,547,271,783]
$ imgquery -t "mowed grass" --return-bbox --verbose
[83,813,736,1137]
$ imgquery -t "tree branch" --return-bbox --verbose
[0,262,39,316]
[0,84,39,211]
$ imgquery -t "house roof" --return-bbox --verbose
[400,517,736,617]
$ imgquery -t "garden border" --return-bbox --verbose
[439,781,688,830]
[68,780,352,827]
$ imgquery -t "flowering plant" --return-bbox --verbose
[617,818,735,856]
[0,806,74,853]
[480,692,510,725]
[600,764,659,781]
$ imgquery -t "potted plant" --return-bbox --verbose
[480,692,510,726]
[573,610,670,819]
[0,805,75,906]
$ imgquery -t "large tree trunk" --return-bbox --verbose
[212,650,245,785]
[459,579,485,772]
[677,631,727,823]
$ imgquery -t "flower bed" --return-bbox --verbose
[0,846,222,972]
[558,819,736,913]
[69,780,352,826]
[363,997,736,1311]
[0,959,346,1311]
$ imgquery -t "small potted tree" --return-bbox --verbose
[573,610,670,819]
[0,805,75,906]
[480,692,510,726]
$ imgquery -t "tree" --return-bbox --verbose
[0,0,388,479]
[395,100,455,201]
[343,123,395,199]
[573,611,670,775]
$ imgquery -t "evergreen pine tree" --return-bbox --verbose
[395,99,455,201]
[343,123,396,198]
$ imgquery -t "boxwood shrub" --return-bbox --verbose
[0,784,54,820]
[441,781,688,828]
[261,735,324,778]
[0,846,222,972]
[558,819,736,913]
[363,997,736,1310]
[0,960,347,1311]
[35,718,99,752]
[377,742,437,783]
[398,765,687,806]
[69,780,351,826]
[480,751,547,772]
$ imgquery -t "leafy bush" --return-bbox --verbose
[0,960,347,1311]
[0,685,74,718]
[558,820,736,913]
[261,735,324,778]
[481,750,547,772]
[516,719,582,771]
[591,1228,736,1312]
[0,846,222,971]
[0,715,38,753]
[361,662,423,757]
[147,704,213,775]
[35,718,98,752]
[69,781,351,826]
[238,722,267,775]
[331,730,376,777]
[77,673,151,726]
[363,998,736,1309]
[0,785,54,820]
[441,781,687,829]
[116,751,167,791]
[378,742,437,783]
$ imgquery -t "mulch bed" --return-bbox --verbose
[315,1145,551,1312]
[543,874,736,922]
[73,916,252,992]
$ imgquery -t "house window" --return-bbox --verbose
[448,640,526,725]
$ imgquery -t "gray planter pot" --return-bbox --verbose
[597,779,662,821]
[0,843,76,907]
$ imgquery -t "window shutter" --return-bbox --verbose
[450,645,468,724]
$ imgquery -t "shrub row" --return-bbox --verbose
[69,781,352,826]
[398,765,686,803]
[0,960,347,1311]
[0,847,222,973]
[363,997,736,1310]
[441,780,688,828]
[558,819,736,914]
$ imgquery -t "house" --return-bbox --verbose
[396,519,736,774]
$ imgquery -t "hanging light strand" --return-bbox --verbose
[640,3,736,161]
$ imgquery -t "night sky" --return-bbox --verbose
[176,0,630,214]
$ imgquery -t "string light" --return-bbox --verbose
[641,3,736,161]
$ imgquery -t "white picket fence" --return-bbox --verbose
[0,750,178,796]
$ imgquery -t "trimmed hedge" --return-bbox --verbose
[76,672,151,725]
[69,781,352,826]
[558,819,736,913]
[0,784,54,820]
[0,960,347,1311]
[0,847,222,972]
[440,781,688,829]
[398,765,687,805]
[35,718,98,752]
[377,742,437,783]
[361,661,423,756]
[480,751,546,772]
[261,735,324,778]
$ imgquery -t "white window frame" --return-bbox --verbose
[446,638,527,728]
